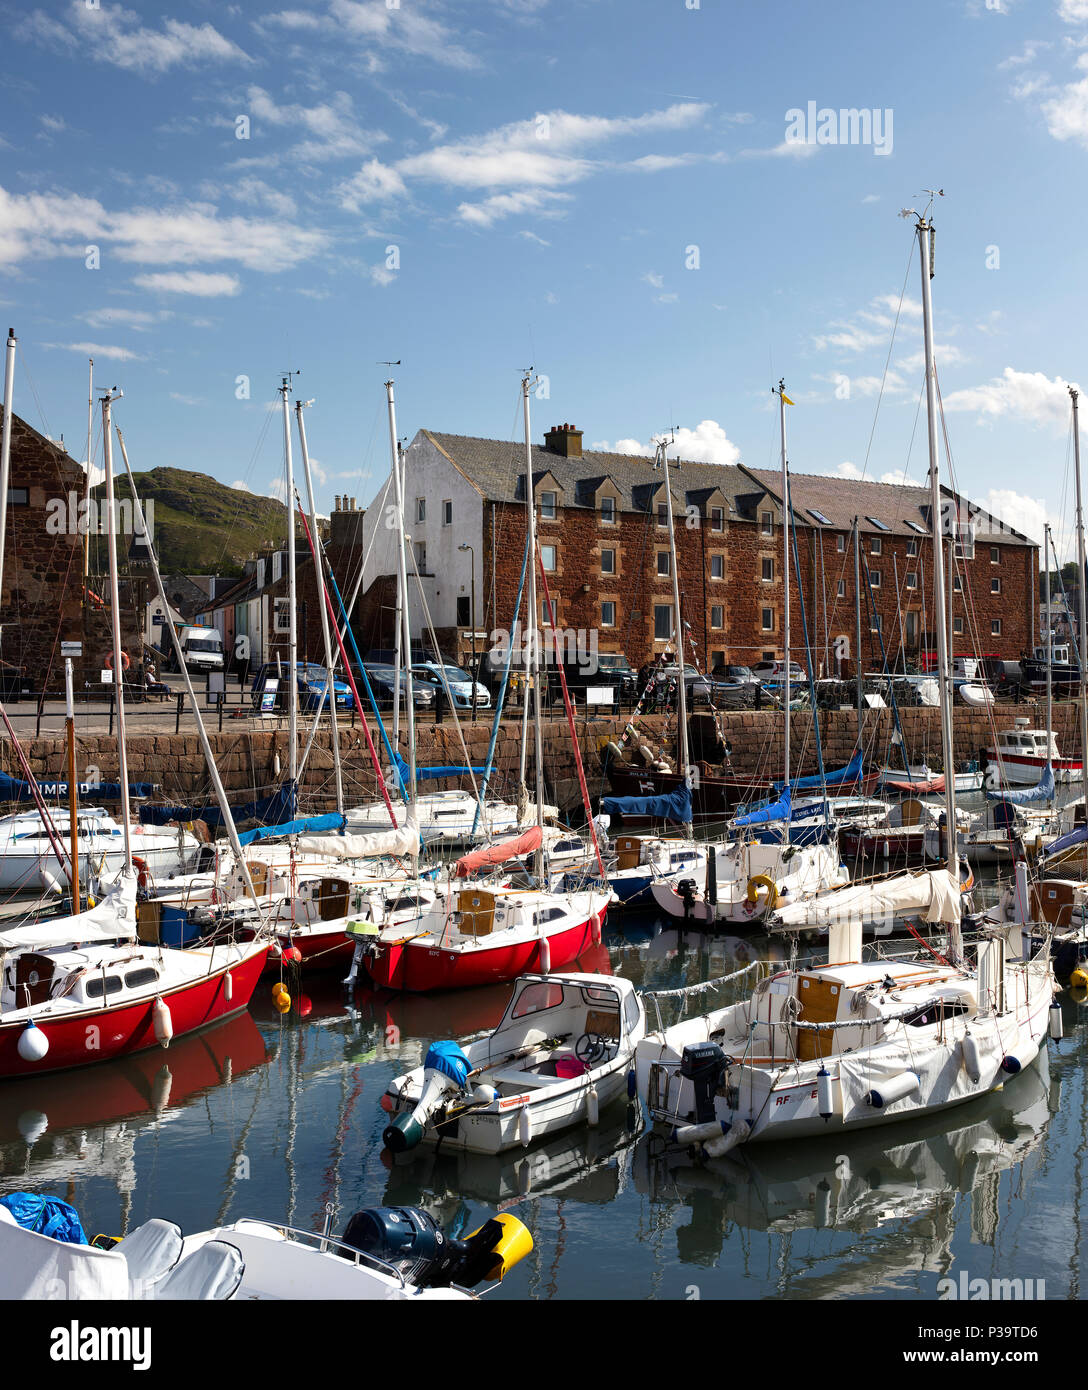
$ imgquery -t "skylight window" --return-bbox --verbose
[808,509,832,526]
[906,520,928,534]
[865,516,890,532]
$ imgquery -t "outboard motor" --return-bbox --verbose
[676,878,699,921]
[339,1205,533,1289]
[679,1041,728,1125]
[383,1041,470,1153]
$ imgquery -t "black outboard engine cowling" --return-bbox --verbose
[679,1041,728,1125]
[338,1205,532,1289]
[676,878,698,920]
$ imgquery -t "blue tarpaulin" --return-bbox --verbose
[392,751,485,783]
[774,748,863,794]
[237,812,344,846]
[600,784,692,824]
[0,1192,87,1245]
[0,770,155,802]
[1045,823,1088,858]
[139,781,297,828]
[733,784,792,828]
[986,762,1054,805]
[424,1040,470,1089]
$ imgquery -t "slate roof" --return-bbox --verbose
[421,430,752,514]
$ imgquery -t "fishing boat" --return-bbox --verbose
[0,1196,531,1300]
[381,972,644,1154]
[986,722,1082,785]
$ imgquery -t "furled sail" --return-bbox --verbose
[771,868,962,929]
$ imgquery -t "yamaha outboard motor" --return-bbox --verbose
[679,1041,727,1125]
[339,1205,533,1289]
[676,879,698,921]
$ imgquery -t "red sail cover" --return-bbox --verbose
[884,776,945,794]
[455,826,543,878]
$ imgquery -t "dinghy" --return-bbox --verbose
[381,972,644,1154]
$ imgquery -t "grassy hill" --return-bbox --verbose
[92,467,291,576]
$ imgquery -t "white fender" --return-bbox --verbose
[17,1021,49,1062]
[153,996,173,1049]
[586,1085,599,1127]
[671,1119,728,1146]
[538,935,551,975]
[864,1071,919,1108]
[517,1106,533,1148]
[703,1119,750,1157]
[223,970,232,1003]
[960,1032,982,1084]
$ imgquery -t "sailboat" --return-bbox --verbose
[634,205,1058,1147]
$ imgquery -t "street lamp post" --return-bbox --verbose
[458,542,477,722]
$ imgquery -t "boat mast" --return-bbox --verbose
[522,375,545,873]
[279,380,299,793]
[853,517,863,745]
[1045,524,1054,777]
[659,435,690,783]
[386,379,417,828]
[912,204,960,915]
[0,329,16,606]
[82,357,93,581]
[65,657,80,911]
[1070,387,1088,778]
[101,388,132,874]
[778,381,791,786]
[392,440,403,753]
[295,399,343,816]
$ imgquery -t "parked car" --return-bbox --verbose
[169,625,224,673]
[546,653,636,705]
[363,664,435,710]
[0,661,31,701]
[980,657,1026,700]
[411,662,491,710]
[710,663,759,685]
[593,654,638,697]
[250,662,355,713]
[750,659,806,683]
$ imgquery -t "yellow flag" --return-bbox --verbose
[781,391,795,405]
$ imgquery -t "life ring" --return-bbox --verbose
[746,874,779,914]
[132,855,150,891]
[104,650,131,672]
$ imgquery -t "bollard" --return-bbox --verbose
[175,691,184,735]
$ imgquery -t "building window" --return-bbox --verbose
[657,551,670,577]
[274,597,290,633]
[761,608,774,632]
[869,569,881,589]
[837,534,845,553]
[991,576,1001,594]
[541,544,557,571]
[871,536,882,556]
[907,539,918,557]
[601,601,616,627]
[6,487,28,507]
[953,574,962,592]
[761,557,774,583]
[416,498,426,523]
[442,499,452,525]
[456,596,470,626]
[415,541,427,571]
[760,510,774,536]
[711,650,725,667]
[871,613,882,633]
[657,502,668,528]
[601,548,616,575]
[600,497,616,524]
[990,545,1000,564]
[710,554,724,580]
[710,507,724,532]
[837,579,845,598]
[906,572,917,590]
[953,616,964,635]
[541,490,557,521]
[992,618,1002,636]
[710,605,724,629]
[654,605,673,641]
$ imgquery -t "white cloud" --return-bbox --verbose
[230,479,254,491]
[335,159,407,210]
[1060,0,1088,21]
[133,271,242,297]
[19,2,251,75]
[593,420,742,467]
[456,189,570,226]
[982,488,1048,547]
[1042,54,1088,146]
[79,307,169,331]
[327,0,480,70]
[815,291,924,354]
[40,113,66,134]
[268,477,288,502]
[169,392,203,406]
[941,367,1079,428]
[244,86,383,163]
[642,271,664,288]
[44,341,142,361]
[519,230,550,246]
[369,263,396,287]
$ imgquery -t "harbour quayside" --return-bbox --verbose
[0,1,1086,1346]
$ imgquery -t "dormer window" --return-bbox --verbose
[601,497,616,524]
[711,507,724,532]
[540,491,557,521]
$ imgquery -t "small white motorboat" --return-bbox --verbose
[0,807,200,895]
[0,1199,531,1301]
[381,972,645,1154]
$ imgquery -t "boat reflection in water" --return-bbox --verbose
[633,1049,1054,1289]
[0,1012,269,1217]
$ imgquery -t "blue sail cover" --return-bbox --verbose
[1045,823,1088,858]
[392,750,485,783]
[774,748,863,794]
[237,813,344,846]
[139,781,297,828]
[600,784,693,824]
[0,770,155,802]
[733,783,791,828]
[986,762,1054,805]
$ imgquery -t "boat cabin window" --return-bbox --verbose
[904,999,970,1027]
[511,981,565,1017]
[554,840,582,854]
[533,906,565,925]
[582,985,618,1004]
[389,895,423,911]
[624,992,640,1032]
[124,967,159,989]
[86,974,124,999]
[669,852,698,865]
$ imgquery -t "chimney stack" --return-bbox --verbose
[543,423,583,459]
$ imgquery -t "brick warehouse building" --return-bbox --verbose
[0,410,142,691]
[358,423,1038,675]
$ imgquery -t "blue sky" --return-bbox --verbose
[3,0,1088,558]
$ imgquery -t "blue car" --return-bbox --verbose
[250,662,355,712]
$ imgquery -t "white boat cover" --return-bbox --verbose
[0,872,138,952]
[294,817,420,861]
[0,1209,129,1299]
[772,869,962,929]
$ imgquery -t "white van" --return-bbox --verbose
[176,625,224,671]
